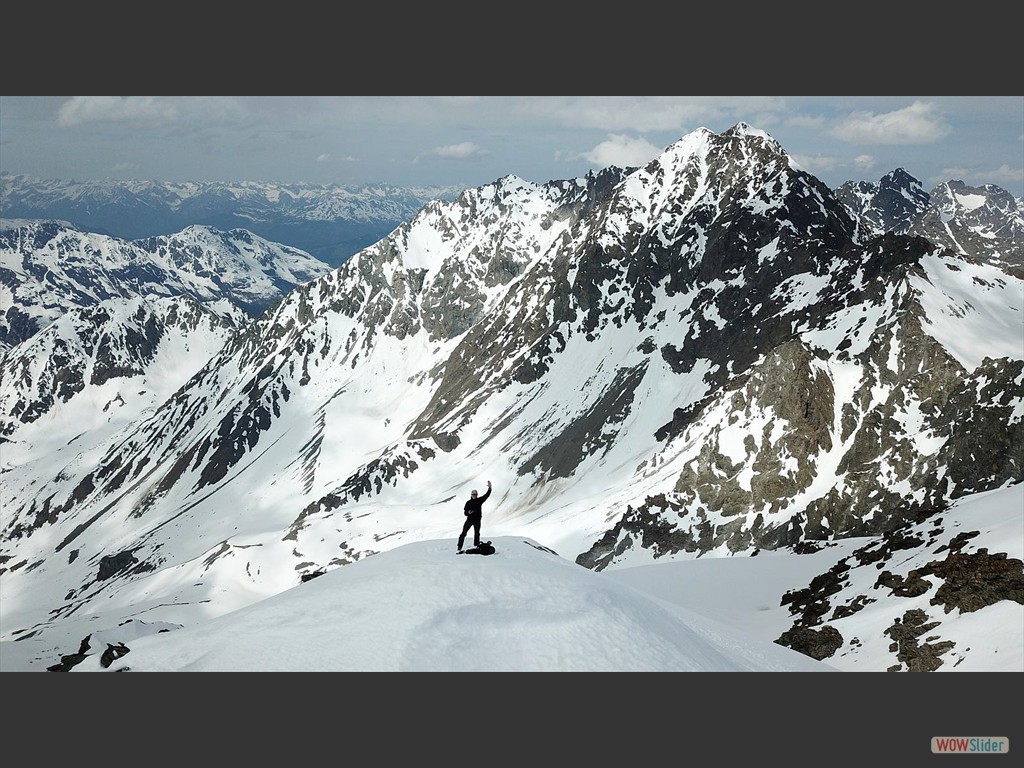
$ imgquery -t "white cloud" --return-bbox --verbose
[56,97,181,127]
[569,99,714,132]
[316,154,331,163]
[526,96,785,134]
[789,153,875,183]
[791,153,842,174]
[938,166,973,182]
[985,163,1024,187]
[829,100,949,145]
[431,142,487,160]
[55,96,249,131]
[934,163,1024,189]
[581,134,663,169]
[853,154,875,171]
[786,114,827,129]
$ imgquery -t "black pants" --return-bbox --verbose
[458,512,481,549]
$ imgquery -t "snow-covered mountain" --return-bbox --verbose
[837,169,1024,271]
[835,167,931,238]
[0,220,332,352]
[1,294,237,473]
[0,173,462,266]
[1,123,1021,673]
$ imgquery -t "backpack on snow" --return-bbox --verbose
[463,541,496,556]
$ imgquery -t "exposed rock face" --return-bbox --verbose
[884,609,956,672]
[577,237,1021,569]
[930,357,1024,497]
[46,635,93,672]
[912,181,1024,270]
[836,168,930,238]
[576,494,715,571]
[917,549,1024,614]
[778,557,854,629]
[45,635,131,671]
[777,624,844,661]
[674,339,835,521]
[97,550,140,580]
[100,642,131,669]
[773,503,1024,671]
[837,171,1024,271]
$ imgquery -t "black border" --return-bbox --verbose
[6,671,1021,762]
[2,5,1017,94]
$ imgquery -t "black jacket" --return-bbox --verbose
[464,486,491,516]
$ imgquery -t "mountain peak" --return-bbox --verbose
[726,121,775,141]
[885,167,918,182]
[660,123,788,169]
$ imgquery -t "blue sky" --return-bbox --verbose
[2,96,1021,197]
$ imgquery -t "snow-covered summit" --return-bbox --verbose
[66,537,835,672]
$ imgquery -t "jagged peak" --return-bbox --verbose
[725,121,777,143]
[879,167,925,189]
[491,173,536,191]
[933,179,1016,199]
[886,167,918,181]
[449,173,536,202]
[659,123,788,168]
[174,223,222,237]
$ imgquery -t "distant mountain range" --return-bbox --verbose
[0,221,333,352]
[1,124,1021,672]
[0,173,462,267]
[835,169,1024,270]
[4,165,1021,273]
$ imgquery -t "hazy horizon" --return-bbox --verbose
[2,97,1021,198]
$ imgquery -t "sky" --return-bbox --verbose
[1,96,1022,198]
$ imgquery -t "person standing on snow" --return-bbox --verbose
[457,480,492,552]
